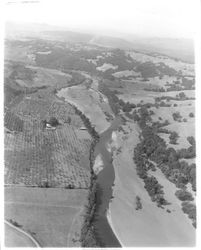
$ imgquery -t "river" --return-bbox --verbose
[57,80,122,247]
[93,116,122,247]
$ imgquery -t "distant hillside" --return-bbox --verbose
[42,30,93,43]
[5,22,194,63]
[89,35,135,49]
[90,35,194,63]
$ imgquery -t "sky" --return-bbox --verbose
[3,0,200,39]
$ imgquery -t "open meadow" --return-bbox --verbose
[5,187,88,247]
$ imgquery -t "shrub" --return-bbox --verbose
[48,117,59,127]
[169,132,179,144]
[181,201,196,228]
[189,112,194,118]
[178,92,186,100]
[135,196,142,210]
[172,112,182,121]
[187,136,195,146]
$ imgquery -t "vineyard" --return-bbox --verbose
[5,97,92,189]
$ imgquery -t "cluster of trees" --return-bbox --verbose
[99,82,136,115]
[136,61,158,78]
[152,120,169,130]
[98,82,121,114]
[155,92,192,103]
[177,142,196,160]
[97,49,138,71]
[75,104,101,246]
[80,179,101,247]
[144,87,166,92]
[166,85,183,92]
[133,108,169,206]
[134,141,169,207]
[36,46,98,74]
[181,77,195,90]
[158,101,171,107]
[133,106,196,205]
[135,61,177,79]
[144,176,169,206]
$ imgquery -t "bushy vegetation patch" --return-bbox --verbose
[73,106,100,247]
[175,189,194,201]
[169,131,179,144]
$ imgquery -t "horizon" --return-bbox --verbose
[4,0,199,40]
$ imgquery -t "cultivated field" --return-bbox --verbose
[5,96,92,188]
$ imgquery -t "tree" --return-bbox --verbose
[135,196,142,210]
[175,189,194,201]
[172,112,182,121]
[189,112,194,118]
[48,117,59,127]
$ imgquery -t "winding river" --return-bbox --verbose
[57,80,122,247]
[93,116,122,247]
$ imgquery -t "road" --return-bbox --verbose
[4,220,40,248]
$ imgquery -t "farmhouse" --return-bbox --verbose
[46,123,56,130]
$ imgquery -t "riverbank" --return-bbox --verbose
[107,121,195,246]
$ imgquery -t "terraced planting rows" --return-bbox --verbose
[4,111,24,132]
[12,98,53,119]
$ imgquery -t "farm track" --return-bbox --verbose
[66,207,84,247]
